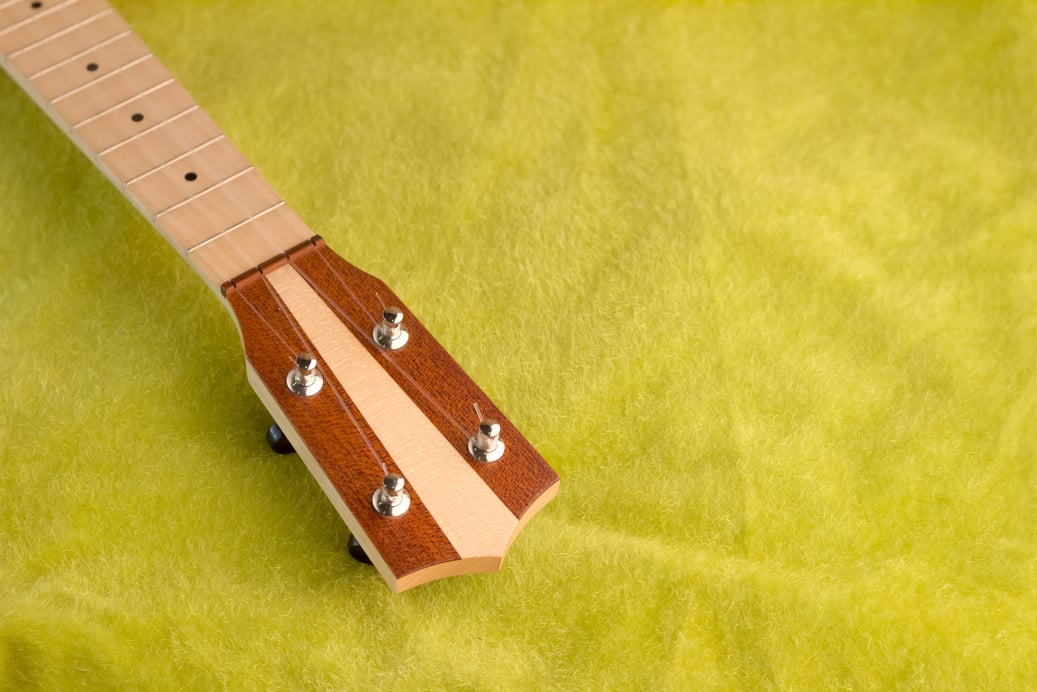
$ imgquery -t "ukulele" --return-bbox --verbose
[0,0,559,593]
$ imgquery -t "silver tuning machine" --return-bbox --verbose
[373,306,409,350]
[468,417,505,463]
[372,473,411,517]
[286,352,323,397]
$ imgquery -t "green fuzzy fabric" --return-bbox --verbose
[2,0,1037,688]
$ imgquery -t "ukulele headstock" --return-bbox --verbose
[223,237,559,592]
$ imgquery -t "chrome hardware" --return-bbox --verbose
[373,306,409,350]
[372,473,411,517]
[286,352,323,397]
[468,418,505,463]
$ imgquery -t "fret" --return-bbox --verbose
[28,26,129,78]
[188,204,312,284]
[190,201,287,253]
[6,10,123,75]
[53,54,169,123]
[0,0,108,55]
[70,74,170,127]
[128,137,250,215]
[156,168,282,249]
[97,103,222,181]
[2,0,319,292]
[78,79,194,151]
[121,126,217,182]
[0,0,75,34]
[30,30,147,99]
[50,50,148,102]
[158,165,254,217]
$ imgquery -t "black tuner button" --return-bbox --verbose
[347,534,372,564]
[266,422,295,454]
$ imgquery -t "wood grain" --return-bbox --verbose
[265,263,519,560]
[0,0,111,55]
[128,136,250,214]
[189,204,312,292]
[96,100,220,180]
[0,0,310,293]
[292,242,561,522]
[29,30,147,100]
[225,244,463,592]
[157,169,281,247]
[8,11,126,77]
[224,239,559,591]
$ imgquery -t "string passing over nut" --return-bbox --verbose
[286,352,323,397]
[468,403,505,463]
[372,473,411,517]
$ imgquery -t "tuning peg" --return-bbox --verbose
[286,352,323,397]
[468,418,506,463]
[372,473,411,517]
[347,534,372,564]
[266,422,295,454]
[372,306,409,350]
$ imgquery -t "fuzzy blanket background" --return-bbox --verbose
[2,0,1036,688]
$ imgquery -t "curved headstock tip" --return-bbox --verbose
[390,476,560,593]
[507,477,560,551]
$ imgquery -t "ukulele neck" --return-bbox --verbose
[0,0,311,294]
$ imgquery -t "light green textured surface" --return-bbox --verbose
[2,0,1037,688]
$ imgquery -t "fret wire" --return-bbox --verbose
[113,109,210,173]
[2,2,313,287]
[0,0,78,37]
[50,51,151,103]
[71,75,172,128]
[187,200,285,253]
[8,7,111,58]
[99,102,200,157]
[154,165,253,217]
[27,27,130,79]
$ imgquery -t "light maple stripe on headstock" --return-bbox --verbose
[1,0,559,591]
[226,239,559,591]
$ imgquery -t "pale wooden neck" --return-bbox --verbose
[0,0,314,293]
